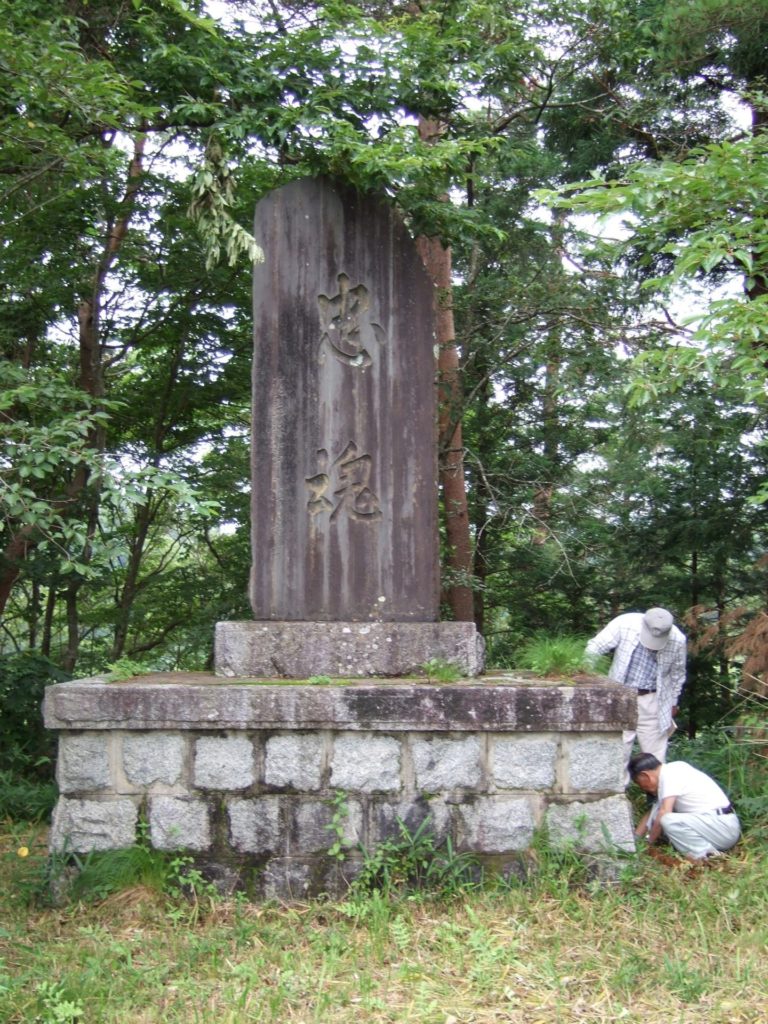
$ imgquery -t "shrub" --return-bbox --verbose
[0,769,57,822]
[0,652,69,776]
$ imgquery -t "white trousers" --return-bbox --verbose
[660,811,741,859]
[622,691,674,766]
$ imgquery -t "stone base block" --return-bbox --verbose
[214,620,485,678]
[44,676,637,898]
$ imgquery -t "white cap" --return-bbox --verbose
[640,608,673,650]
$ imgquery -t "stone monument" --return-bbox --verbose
[42,178,635,898]
[216,177,484,678]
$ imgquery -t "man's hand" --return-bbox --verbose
[634,809,652,839]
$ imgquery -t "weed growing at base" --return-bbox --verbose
[347,815,480,901]
[515,634,610,677]
[419,658,464,683]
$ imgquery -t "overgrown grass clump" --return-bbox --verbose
[348,816,480,901]
[515,634,610,677]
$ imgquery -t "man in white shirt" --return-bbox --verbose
[629,753,741,861]
[585,608,687,766]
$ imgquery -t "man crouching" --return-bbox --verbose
[629,752,741,862]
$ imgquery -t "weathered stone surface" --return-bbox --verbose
[368,796,451,846]
[56,733,111,793]
[193,736,255,790]
[257,856,363,902]
[149,796,211,851]
[43,677,637,733]
[50,797,137,852]
[563,736,624,793]
[456,796,536,853]
[330,733,401,792]
[411,735,482,791]
[491,736,557,791]
[215,620,485,678]
[250,177,439,623]
[229,795,281,854]
[545,795,636,853]
[262,859,314,902]
[122,732,185,787]
[265,733,325,790]
[289,797,363,854]
[44,677,638,894]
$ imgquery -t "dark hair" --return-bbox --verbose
[628,752,661,779]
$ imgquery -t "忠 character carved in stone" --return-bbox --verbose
[318,273,386,368]
[305,442,382,522]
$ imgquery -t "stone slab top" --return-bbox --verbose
[43,673,636,733]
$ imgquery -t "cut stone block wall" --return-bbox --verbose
[44,676,637,899]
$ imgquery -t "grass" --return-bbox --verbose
[2,820,767,1023]
[514,635,611,679]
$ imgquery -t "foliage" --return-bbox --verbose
[34,982,85,1024]
[515,634,608,678]
[419,658,464,683]
[187,135,264,270]
[325,790,351,862]
[540,127,768,417]
[0,365,117,577]
[506,824,593,896]
[66,840,172,905]
[0,770,57,823]
[0,651,68,774]
[349,816,480,900]
[104,656,155,682]
[35,830,220,912]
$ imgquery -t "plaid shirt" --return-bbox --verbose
[586,612,687,732]
[624,643,658,690]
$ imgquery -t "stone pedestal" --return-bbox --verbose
[215,620,485,678]
[44,675,637,899]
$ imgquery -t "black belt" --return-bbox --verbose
[636,688,656,696]
[715,805,734,816]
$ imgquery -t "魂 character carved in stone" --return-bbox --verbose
[305,442,382,522]
[305,450,334,517]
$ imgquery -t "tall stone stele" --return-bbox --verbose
[215,178,483,678]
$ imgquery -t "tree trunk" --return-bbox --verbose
[533,212,566,545]
[416,117,474,622]
[110,498,154,662]
[0,528,34,618]
[62,582,80,673]
[416,231,475,621]
[40,583,57,659]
